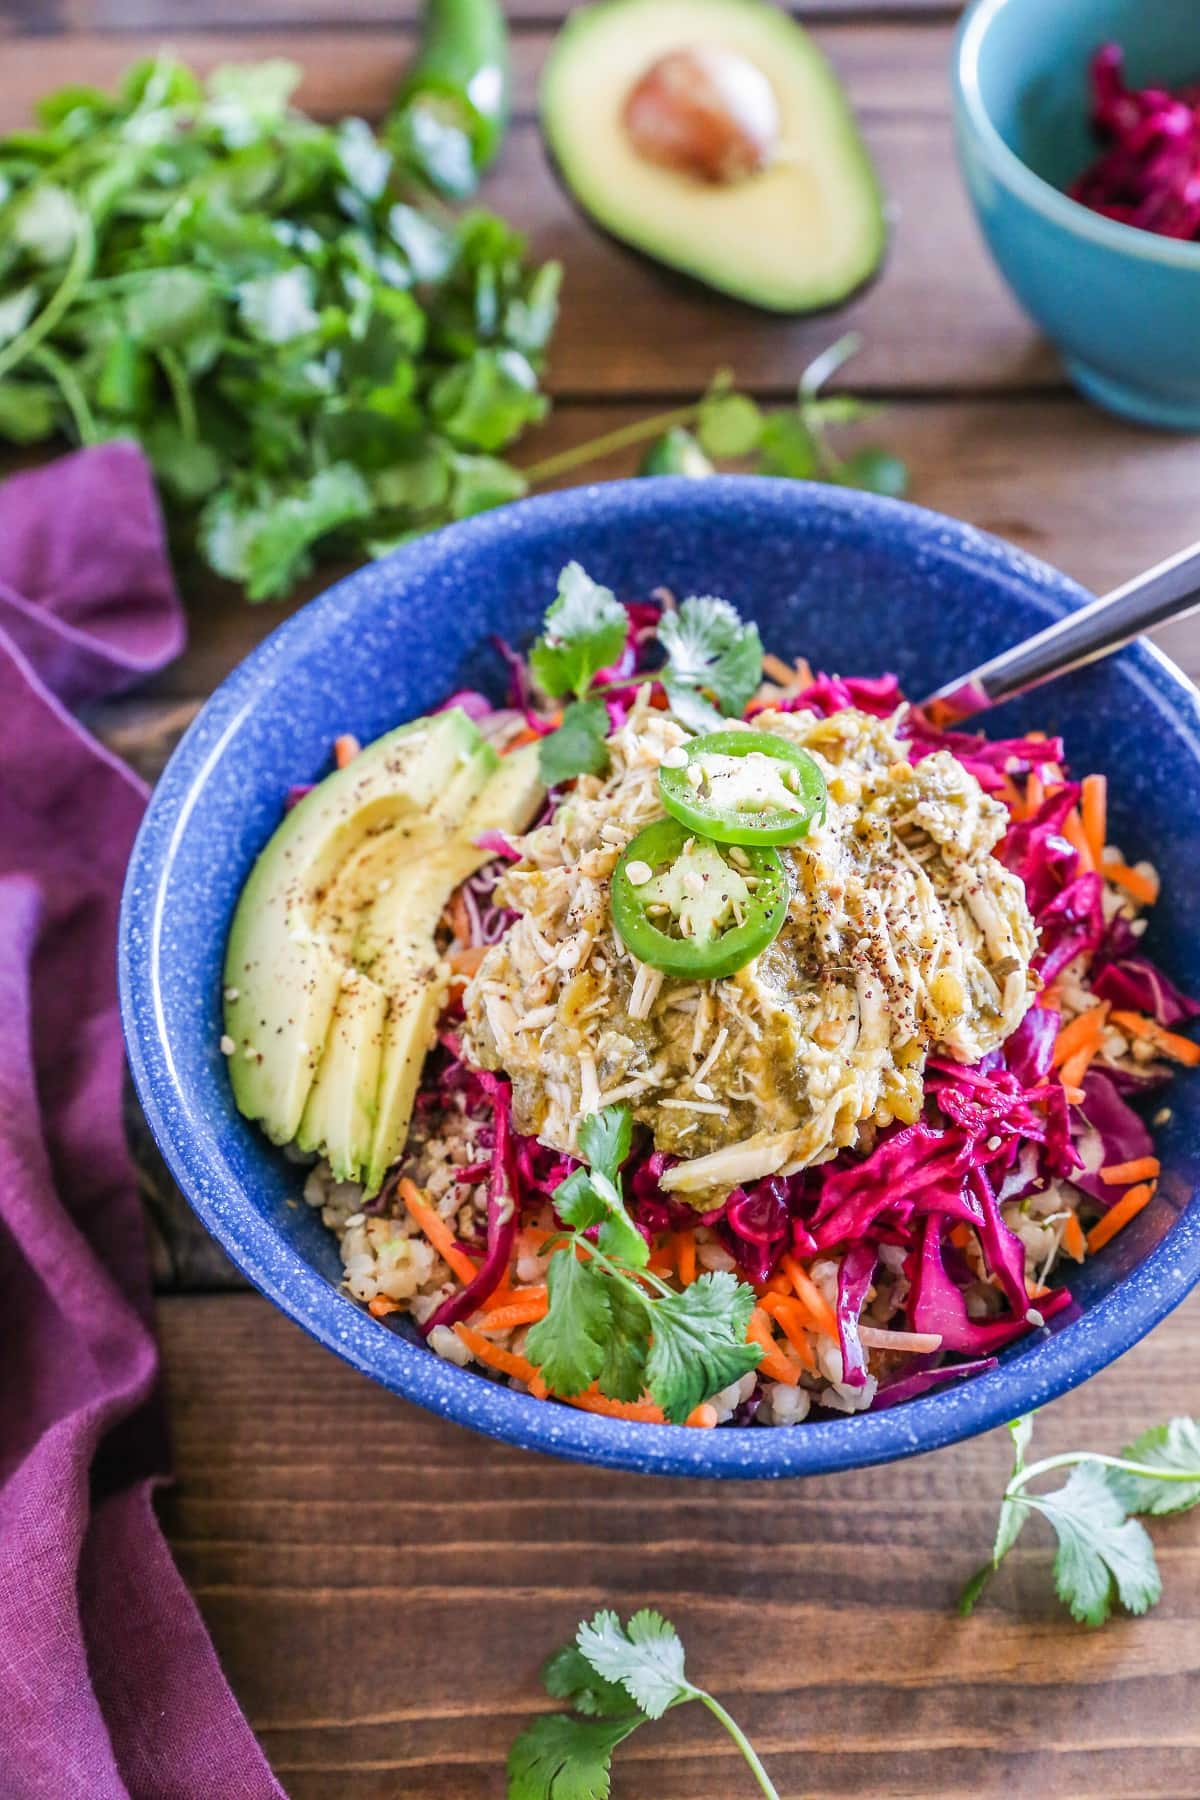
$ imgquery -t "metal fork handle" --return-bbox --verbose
[921,540,1200,722]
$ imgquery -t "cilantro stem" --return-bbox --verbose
[694,1690,781,1799]
[799,329,863,399]
[520,404,700,485]
[1008,1451,1200,1494]
[27,343,97,445]
[0,208,95,382]
[158,346,198,442]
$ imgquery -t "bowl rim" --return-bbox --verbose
[120,475,1200,1479]
[954,0,1200,271]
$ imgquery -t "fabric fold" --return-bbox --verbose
[0,443,283,1800]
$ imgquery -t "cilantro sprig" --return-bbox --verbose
[528,569,763,783]
[508,1610,779,1800]
[524,1106,761,1423]
[961,1413,1200,1626]
[520,333,908,500]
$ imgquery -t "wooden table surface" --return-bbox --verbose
[6,4,1199,1795]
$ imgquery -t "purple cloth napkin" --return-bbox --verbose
[0,444,284,1800]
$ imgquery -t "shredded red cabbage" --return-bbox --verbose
[1071,43,1200,242]
[422,1071,519,1335]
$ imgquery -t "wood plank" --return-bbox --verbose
[0,25,1054,400]
[58,1,962,28]
[157,1288,1200,1798]
[92,397,1200,710]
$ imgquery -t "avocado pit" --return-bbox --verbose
[622,45,780,184]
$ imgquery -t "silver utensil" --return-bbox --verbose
[921,540,1200,724]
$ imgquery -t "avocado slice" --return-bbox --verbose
[223,711,542,1192]
[540,0,886,314]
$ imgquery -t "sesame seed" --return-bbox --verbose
[242,1044,257,1059]
[986,1134,1002,1151]
[224,986,239,1001]
[660,746,689,769]
[219,1035,235,1056]
[624,859,653,886]
[1026,1307,1045,1328]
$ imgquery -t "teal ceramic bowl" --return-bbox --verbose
[953,0,1200,429]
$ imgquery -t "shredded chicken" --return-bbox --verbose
[462,689,1038,1205]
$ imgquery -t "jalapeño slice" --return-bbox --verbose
[659,729,826,846]
[611,817,789,980]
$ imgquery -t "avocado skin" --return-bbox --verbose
[223,713,543,1196]
[540,0,887,316]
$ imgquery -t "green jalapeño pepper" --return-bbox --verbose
[658,728,826,846]
[611,818,789,980]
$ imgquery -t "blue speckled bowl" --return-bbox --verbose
[120,478,1200,1477]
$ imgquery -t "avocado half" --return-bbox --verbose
[540,0,887,314]
[223,710,543,1196]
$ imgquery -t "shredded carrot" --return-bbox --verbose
[1100,1156,1161,1186]
[1062,807,1096,873]
[781,1254,839,1340]
[759,1293,818,1372]
[1060,1044,1099,1090]
[949,1222,972,1251]
[1024,771,1045,817]
[368,1295,401,1318]
[1061,1211,1086,1263]
[1081,774,1107,871]
[762,651,799,686]
[674,1231,697,1287]
[688,1403,720,1429]
[999,774,1026,818]
[747,1307,800,1385]
[476,1294,549,1332]
[1087,1182,1156,1254]
[449,887,471,943]
[1103,860,1159,906]
[1052,1005,1108,1070]
[399,1178,478,1286]
[516,1226,554,1254]
[502,725,543,754]
[333,732,360,769]
[647,1241,675,1276]
[1062,1084,1086,1105]
[1110,1011,1200,1067]
[757,1271,793,1296]
[447,944,487,979]
[454,1323,540,1384]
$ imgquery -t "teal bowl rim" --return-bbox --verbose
[954,0,1200,270]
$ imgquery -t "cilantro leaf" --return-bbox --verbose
[697,382,763,459]
[538,697,610,786]
[643,1271,760,1424]
[657,596,762,721]
[578,1107,632,1183]
[552,1109,645,1271]
[595,1280,650,1404]
[506,1711,641,1800]
[541,1647,639,1720]
[1034,1463,1161,1627]
[511,1613,780,1800]
[993,1414,1035,1564]
[1110,1417,1200,1516]
[576,1610,692,1721]
[530,563,628,701]
[525,1252,610,1397]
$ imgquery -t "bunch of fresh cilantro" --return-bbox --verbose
[530,561,763,785]
[509,1610,780,1799]
[0,55,559,599]
[963,1412,1200,1625]
[524,1107,761,1422]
